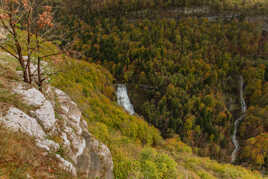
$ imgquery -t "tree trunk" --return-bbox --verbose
[37,56,42,92]
[22,67,29,83]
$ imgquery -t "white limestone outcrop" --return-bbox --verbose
[14,84,56,131]
[0,83,113,178]
[0,107,46,139]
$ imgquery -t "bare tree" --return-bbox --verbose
[0,0,57,91]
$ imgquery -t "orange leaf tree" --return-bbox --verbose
[0,0,56,91]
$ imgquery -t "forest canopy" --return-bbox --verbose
[22,0,268,173]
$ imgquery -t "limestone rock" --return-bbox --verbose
[50,87,114,178]
[56,154,77,176]
[77,131,114,179]
[13,83,46,106]
[0,107,46,139]
[54,88,82,134]
[13,83,56,131]
[36,139,60,152]
[0,82,114,178]
[0,107,59,152]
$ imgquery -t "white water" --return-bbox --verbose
[231,76,247,163]
[116,84,135,115]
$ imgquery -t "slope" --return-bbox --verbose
[0,30,266,178]
[50,56,266,178]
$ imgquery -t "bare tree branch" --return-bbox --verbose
[40,52,61,58]
[0,44,18,59]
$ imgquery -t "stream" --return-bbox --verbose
[231,76,247,163]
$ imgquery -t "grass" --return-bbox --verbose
[0,125,73,178]
[0,61,36,116]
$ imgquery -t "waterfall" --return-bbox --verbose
[240,76,247,113]
[116,84,135,115]
[231,76,247,163]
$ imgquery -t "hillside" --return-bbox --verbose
[0,0,268,178]
[0,46,266,178]
[57,6,268,171]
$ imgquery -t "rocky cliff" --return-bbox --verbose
[0,81,113,178]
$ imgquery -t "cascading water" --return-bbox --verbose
[231,76,247,163]
[116,84,135,115]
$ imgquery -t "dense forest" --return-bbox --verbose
[49,0,268,171]
[0,0,267,177]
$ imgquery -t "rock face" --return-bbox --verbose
[1,107,47,139]
[0,83,113,178]
[14,83,56,131]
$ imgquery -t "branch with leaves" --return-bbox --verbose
[0,0,58,91]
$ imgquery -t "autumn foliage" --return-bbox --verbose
[60,14,268,170]
[0,0,54,90]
